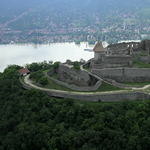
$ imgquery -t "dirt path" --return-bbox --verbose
[24,75,134,95]
[132,85,150,90]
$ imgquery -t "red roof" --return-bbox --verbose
[18,68,30,75]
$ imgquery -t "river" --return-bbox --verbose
[0,42,94,72]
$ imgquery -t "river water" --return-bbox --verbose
[0,42,94,72]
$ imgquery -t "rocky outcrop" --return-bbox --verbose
[57,64,97,86]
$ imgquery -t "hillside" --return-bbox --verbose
[0,64,150,149]
[1,0,150,44]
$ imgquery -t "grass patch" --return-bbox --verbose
[31,77,75,92]
[123,82,150,87]
[21,75,31,87]
[94,82,124,92]
[84,68,91,72]
[50,73,57,79]
[21,76,26,84]
[132,60,150,68]
[30,77,126,92]
[139,50,149,56]
[42,69,51,73]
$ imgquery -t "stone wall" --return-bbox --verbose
[104,55,132,65]
[107,42,140,51]
[91,55,134,69]
[20,78,149,102]
[141,40,150,53]
[47,91,149,102]
[19,77,32,90]
[91,55,150,69]
[140,56,150,64]
[107,40,150,53]
[46,73,102,91]
[57,64,91,86]
[92,68,150,82]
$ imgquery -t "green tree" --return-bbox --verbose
[73,61,80,70]
[39,76,48,85]
[53,62,60,70]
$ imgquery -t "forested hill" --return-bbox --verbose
[1,0,150,27]
[1,0,150,44]
[1,65,150,149]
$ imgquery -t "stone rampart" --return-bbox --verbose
[46,73,102,91]
[47,91,149,102]
[140,56,150,64]
[92,68,150,82]
[91,55,150,69]
[20,78,149,102]
[19,77,32,90]
[91,56,136,69]
[108,42,140,51]
[104,56,132,65]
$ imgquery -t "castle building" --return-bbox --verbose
[93,40,106,60]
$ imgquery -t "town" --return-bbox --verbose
[0,9,150,44]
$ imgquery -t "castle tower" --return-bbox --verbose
[93,40,105,60]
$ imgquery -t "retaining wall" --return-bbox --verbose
[104,56,132,65]
[91,55,150,69]
[91,56,136,69]
[46,73,102,91]
[20,78,150,102]
[140,56,150,64]
[92,68,150,82]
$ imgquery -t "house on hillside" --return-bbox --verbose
[18,68,30,76]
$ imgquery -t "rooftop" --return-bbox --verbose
[93,40,105,52]
[18,68,30,75]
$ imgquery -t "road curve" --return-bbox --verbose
[24,74,133,95]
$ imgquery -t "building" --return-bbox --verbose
[18,68,30,76]
[93,40,106,60]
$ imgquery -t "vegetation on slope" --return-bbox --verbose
[132,60,150,68]
[1,0,150,29]
[1,65,150,149]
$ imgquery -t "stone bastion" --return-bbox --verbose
[92,68,150,83]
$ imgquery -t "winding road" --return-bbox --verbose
[24,74,135,95]
[23,64,150,95]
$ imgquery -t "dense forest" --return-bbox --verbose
[1,64,150,149]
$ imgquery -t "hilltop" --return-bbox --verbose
[0,59,150,149]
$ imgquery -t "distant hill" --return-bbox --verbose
[0,0,150,29]
[1,0,150,44]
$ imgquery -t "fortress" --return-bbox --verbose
[89,40,150,83]
[21,40,150,102]
[49,39,150,90]
[91,40,150,69]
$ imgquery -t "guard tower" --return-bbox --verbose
[93,41,106,60]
